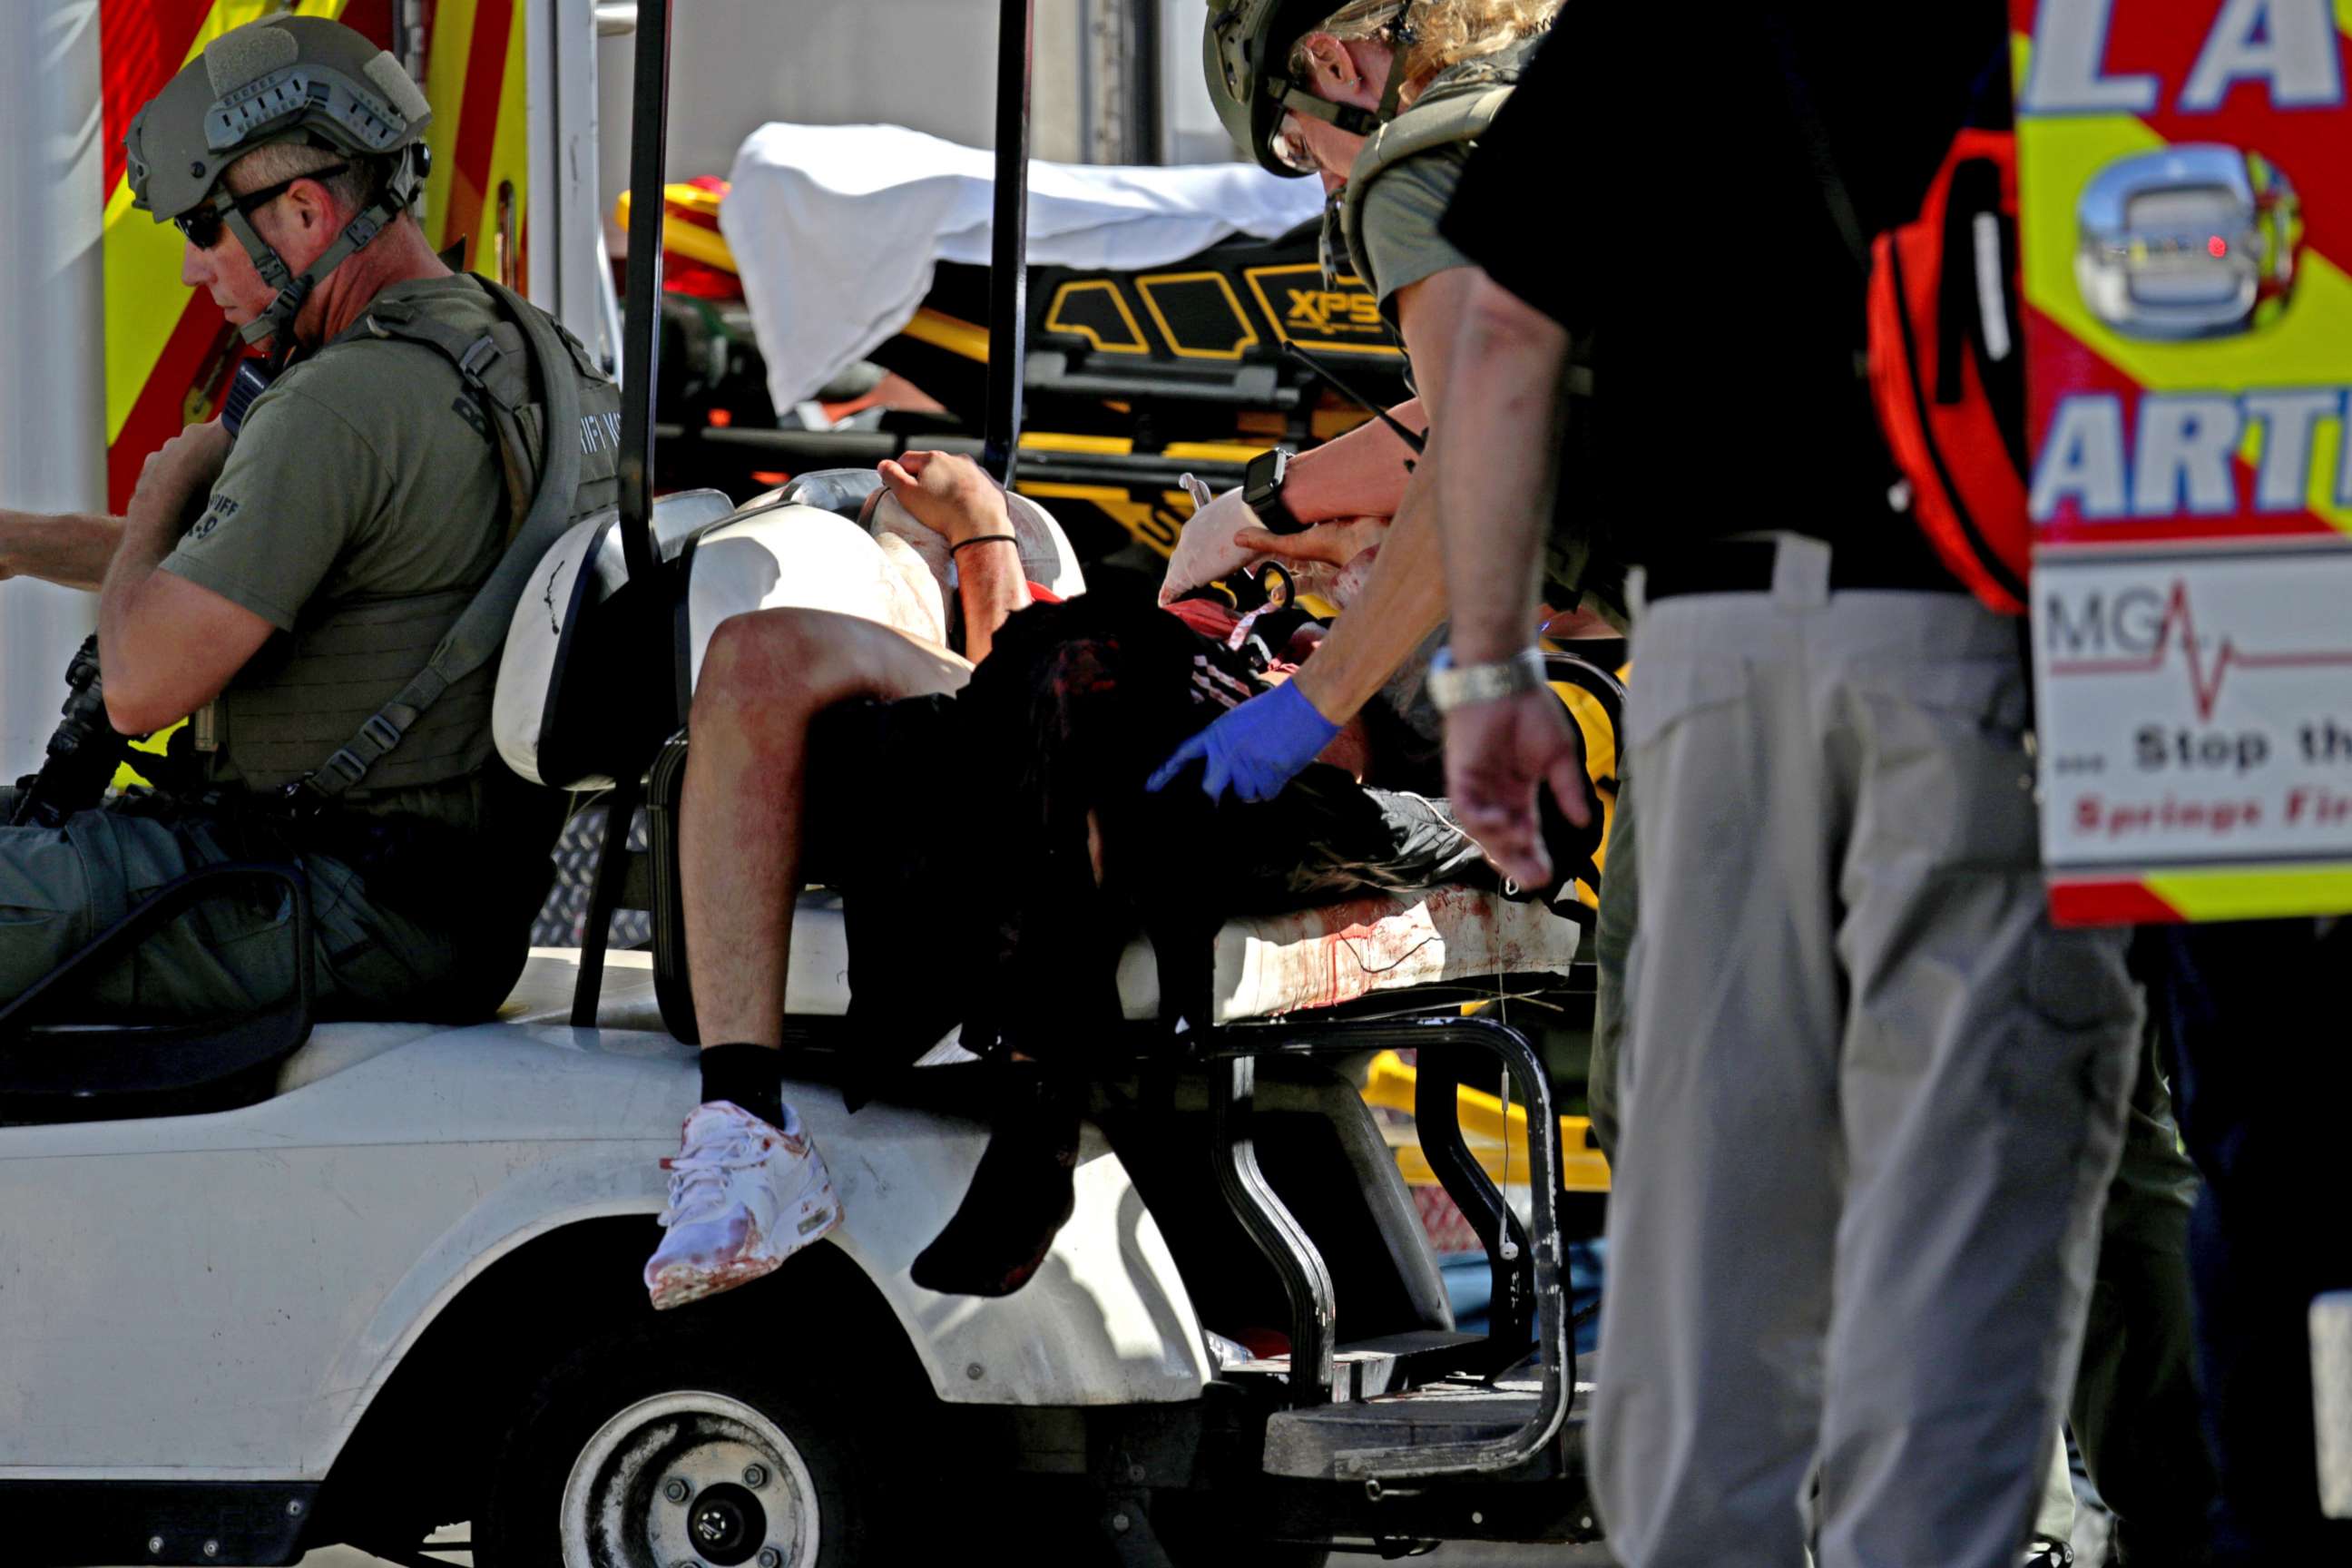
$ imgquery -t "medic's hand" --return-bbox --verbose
[877,449,1011,548]
[1445,686,1593,889]
[132,420,232,527]
[1233,514,1389,572]
[1147,681,1340,803]
[1159,487,1267,606]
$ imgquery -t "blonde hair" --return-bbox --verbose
[1297,0,1561,88]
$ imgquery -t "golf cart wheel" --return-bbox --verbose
[483,1326,886,1566]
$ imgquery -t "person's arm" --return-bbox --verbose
[1434,272,1592,883]
[98,421,274,735]
[0,509,123,592]
[1279,398,1424,523]
[877,450,1033,666]
[1150,268,1478,803]
[1155,402,1424,608]
[1437,275,1568,663]
[1285,267,1476,725]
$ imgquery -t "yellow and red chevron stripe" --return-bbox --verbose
[101,1,360,511]
[421,0,529,281]
[2014,5,2352,547]
[99,0,524,509]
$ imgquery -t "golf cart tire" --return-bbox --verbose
[481,1318,901,1566]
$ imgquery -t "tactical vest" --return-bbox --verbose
[1336,35,1538,305]
[1327,37,1623,618]
[214,277,622,797]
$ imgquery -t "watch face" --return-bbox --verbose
[1246,448,1282,505]
[1241,454,1279,503]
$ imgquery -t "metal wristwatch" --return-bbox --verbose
[1426,647,1547,713]
[1242,446,1308,534]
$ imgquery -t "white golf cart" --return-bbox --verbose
[0,5,1606,1563]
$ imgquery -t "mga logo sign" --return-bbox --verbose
[2034,548,2352,881]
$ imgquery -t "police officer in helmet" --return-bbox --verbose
[0,15,617,1023]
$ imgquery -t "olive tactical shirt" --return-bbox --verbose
[1353,147,1477,318]
[160,274,512,806]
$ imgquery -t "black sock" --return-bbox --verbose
[910,1078,1082,1298]
[699,1043,787,1129]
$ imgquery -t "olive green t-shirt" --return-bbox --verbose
[166,276,507,633]
[161,275,510,796]
[1354,145,1477,318]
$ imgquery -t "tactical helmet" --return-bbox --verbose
[124,15,433,358]
[1203,0,1413,176]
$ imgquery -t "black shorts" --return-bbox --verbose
[799,692,963,894]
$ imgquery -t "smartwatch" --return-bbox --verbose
[1242,446,1308,535]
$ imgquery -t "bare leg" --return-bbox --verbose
[681,607,969,1047]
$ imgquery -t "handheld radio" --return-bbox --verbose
[220,358,274,439]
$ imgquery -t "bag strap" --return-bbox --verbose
[361,299,538,522]
[1762,16,1871,276]
[296,278,588,803]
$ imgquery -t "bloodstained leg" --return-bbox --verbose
[681,607,969,1048]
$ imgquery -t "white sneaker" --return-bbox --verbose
[644,1101,841,1311]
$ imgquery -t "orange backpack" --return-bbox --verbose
[1864,128,2030,614]
[1777,22,2031,616]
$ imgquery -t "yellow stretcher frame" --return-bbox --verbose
[1362,1049,1612,1195]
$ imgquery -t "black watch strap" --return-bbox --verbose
[1245,446,1308,535]
[1252,485,1307,535]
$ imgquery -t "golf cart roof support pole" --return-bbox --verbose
[983,0,1035,484]
[615,0,671,602]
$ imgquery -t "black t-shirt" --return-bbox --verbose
[1441,3,2005,573]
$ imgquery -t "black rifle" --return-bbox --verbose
[10,636,132,829]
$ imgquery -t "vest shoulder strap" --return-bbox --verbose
[363,303,534,408]
[1338,78,1516,299]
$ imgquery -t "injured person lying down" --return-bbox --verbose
[644,450,1589,1310]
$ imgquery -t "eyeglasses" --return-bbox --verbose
[1269,114,1321,175]
[174,162,349,250]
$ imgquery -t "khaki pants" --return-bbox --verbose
[1588,539,2139,1568]
[1588,764,1634,1163]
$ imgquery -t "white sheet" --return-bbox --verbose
[720,122,1326,409]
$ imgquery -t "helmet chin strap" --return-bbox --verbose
[223,151,425,369]
[1269,1,1419,143]
[1372,1,1418,122]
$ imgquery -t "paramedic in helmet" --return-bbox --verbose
[0,15,613,1026]
[1152,0,1599,828]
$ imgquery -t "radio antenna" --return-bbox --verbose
[1279,339,1426,454]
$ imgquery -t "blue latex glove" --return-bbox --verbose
[1147,681,1340,803]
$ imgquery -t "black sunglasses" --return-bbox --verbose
[175,162,350,249]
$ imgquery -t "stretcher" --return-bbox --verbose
[633,171,1411,567]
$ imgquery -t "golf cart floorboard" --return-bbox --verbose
[1263,1377,1553,1480]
